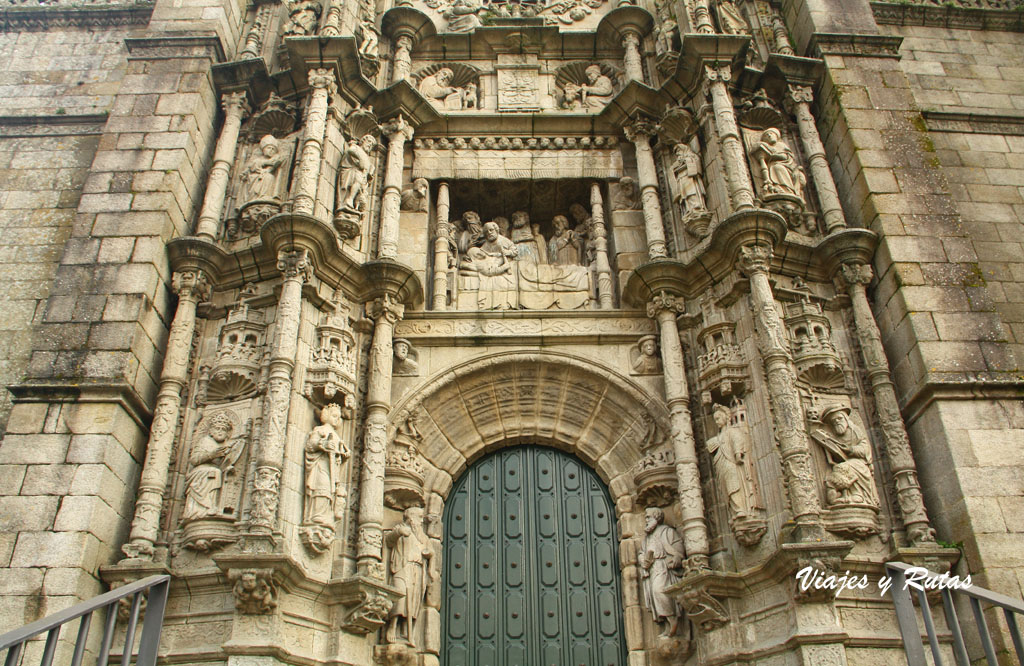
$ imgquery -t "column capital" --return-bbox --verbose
[221,91,250,117]
[703,63,732,84]
[383,113,414,142]
[622,30,640,48]
[277,248,312,281]
[368,294,405,324]
[646,290,685,319]
[624,114,660,144]
[395,33,414,49]
[737,244,772,276]
[839,261,873,287]
[786,83,814,106]
[172,269,211,301]
[308,67,338,96]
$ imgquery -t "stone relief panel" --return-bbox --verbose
[414,64,481,111]
[423,0,610,31]
[554,62,620,112]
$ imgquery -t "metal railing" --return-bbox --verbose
[887,561,1024,666]
[0,575,169,666]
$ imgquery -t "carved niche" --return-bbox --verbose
[333,107,381,239]
[703,402,765,546]
[555,62,619,111]
[783,295,844,391]
[631,415,677,509]
[413,63,481,111]
[300,402,352,554]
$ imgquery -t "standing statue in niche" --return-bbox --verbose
[302,403,350,530]
[281,0,320,37]
[386,506,433,647]
[335,134,377,213]
[672,143,708,214]
[510,210,542,263]
[183,413,243,522]
[811,405,880,508]
[239,135,286,204]
[548,215,580,266]
[400,178,429,212]
[716,0,750,34]
[753,128,806,202]
[705,404,760,521]
[638,507,686,638]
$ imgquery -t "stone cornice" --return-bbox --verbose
[124,35,226,62]
[871,1,1024,32]
[923,110,1024,136]
[902,379,1024,427]
[7,380,153,429]
[0,113,107,137]
[809,33,904,59]
[0,1,152,30]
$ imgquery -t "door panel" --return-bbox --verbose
[443,446,626,666]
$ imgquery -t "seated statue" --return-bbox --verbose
[563,65,614,111]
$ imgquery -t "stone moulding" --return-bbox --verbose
[0,114,107,137]
[0,1,152,30]
[809,33,904,59]
[871,1,1024,31]
[923,110,1024,136]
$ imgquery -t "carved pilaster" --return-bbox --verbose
[250,249,310,534]
[785,85,845,233]
[738,245,825,542]
[195,93,250,239]
[357,295,405,578]
[622,31,644,83]
[378,115,414,259]
[392,34,414,84]
[292,69,336,217]
[590,182,614,309]
[122,271,210,560]
[839,262,937,546]
[646,291,710,566]
[625,116,669,259]
[432,182,452,310]
[703,64,754,212]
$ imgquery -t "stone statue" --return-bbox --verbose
[612,176,639,211]
[460,221,517,275]
[281,0,320,37]
[231,570,277,614]
[239,135,286,204]
[753,128,806,201]
[563,65,614,110]
[400,178,429,212]
[548,215,580,266]
[811,405,880,508]
[631,335,663,375]
[672,142,707,214]
[456,211,484,255]
[705,404,759,521]
[510,210,542,264]
[444,0,483,33]
[386,506,433,647]
[569,202,593,264]
[531,224,547,264]
[358,19,379,58]
[393,338,420,376]
[183,413,243,523]
[638,507,685,637]
[336,134,377,213]
[716,0,749,34]
[418,68,476,110]
[302,403,350,529]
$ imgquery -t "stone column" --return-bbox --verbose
[378,115,414,259]
[590,183,614,309]
[240,4,273,58]
[840,262,937,546]
[195,92,249,240]
[122,271,209,559]
[624,117,668,260]
[785,84,846,233]
[771,15,795,55]
[647,291,710,567]
[703,64,754,212]
[356,294,404,578]
[250,249,310,533]
[391,34,413,84]
[693,0,715,33]
[292,68,336,217]
[738,244,824,541]
[432,182,451,310]
[321,0,343,35]
[622,31,644,83]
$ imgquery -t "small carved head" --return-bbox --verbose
[712,403,730,429]
[585,64,601,83]
[208,413,234,441]
[404,505,425,525]
[618,176,636,196]
[483,221,500,241]
[463,211,482,230]
[511,210,529,228]
[394,338,411,361]
[436,68,454,85]
[359,134,378,152]
[821,404,851,434]
[644,506,664,532]
[552,214,569,232]
[638,334,657,357]
[412,177,428,197]
[569,203,588,224]
[760,128,781,145]
[259,134,280,156]
[320,402,343,427]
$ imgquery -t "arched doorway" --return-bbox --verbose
[442,445,626,666]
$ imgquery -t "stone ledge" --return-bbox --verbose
[871,2,1024,32]
[124,34,226,62]
[902,378,1024,426]
[0,114,107,138]
[809,33,904,59]
[0,2,152,30]
[6,379,152,430]
[922,110,1024,136]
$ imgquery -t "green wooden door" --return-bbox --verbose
[443,446,626,666]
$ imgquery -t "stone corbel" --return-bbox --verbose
[667,569,743,632]
[228,568,279,614]
[333,576,401,634]
[767,541,854,603]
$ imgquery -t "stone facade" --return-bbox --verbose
[0,0,1022,664]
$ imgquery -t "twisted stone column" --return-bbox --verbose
[250,249,310,533]
[738,245,825,541]
[378,115,414,259]
[622,31,644,83]
[840,262,937,546]
[647,291,710,568]
[432,182,451,310]
[392,34,413,84]
[357,295,404,578]
[292,69,336,217]
[122,271,210,559]
[624,116,668,260]
[590,183,614,309]
[703,64,754,211]
[786,84,846,233]
[195,93,249,239]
